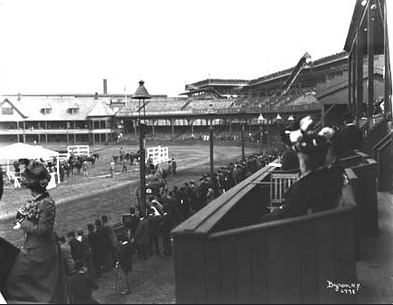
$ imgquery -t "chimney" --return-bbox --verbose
[103,79,107,94]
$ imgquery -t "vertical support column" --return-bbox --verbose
[139,123,146,216]
[383,0,391,119]
[171,119,174,136]
[348,52,353,113]
[352,46,358,118]
[73,121,76,143]
[241,122,245,161]
[16,121,20,142]
[191,120,194,135]
[356,27,364,127]
[229,120,232,136]
[22,121,26,143]
[368,0,375,120]
[152,120,155,135]
[209,122,214,183]
[259,125,263,153]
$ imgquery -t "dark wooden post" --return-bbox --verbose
[356,27,364,127]
[367,0,375,120]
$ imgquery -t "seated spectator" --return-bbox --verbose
[70,260,99,304]
[335,112,363,158]
[279,122,300,172]
[260,116,344,222]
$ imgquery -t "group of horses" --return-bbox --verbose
[112,150,141,164]
[65,153,100,175]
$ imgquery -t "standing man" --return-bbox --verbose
[110,158,115,178]
[336,112,363,158]
[69,260,99,304]
[134,214,150,260]
[171,158,177,176]
[101,215,118,271]
[82,160,89,176]
[122,158,127,174]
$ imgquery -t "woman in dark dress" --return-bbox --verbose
[279,122,300,172]
[3,161,71,303]
[261,116,344,221]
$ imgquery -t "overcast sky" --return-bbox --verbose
[0,0,389,97]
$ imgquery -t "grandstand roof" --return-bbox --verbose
[248,52,348,87]
[344,0,386,54]
[185,79,249,90]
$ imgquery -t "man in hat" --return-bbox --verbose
[70,260,99,304]
[171,158,177,176]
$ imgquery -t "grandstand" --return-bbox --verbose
[0,50,388,145]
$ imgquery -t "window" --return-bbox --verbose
[41,103,52,114]
[41,108,52,114]
[1,107,13,115]
[68,108,79,114]
[68,103,80,114]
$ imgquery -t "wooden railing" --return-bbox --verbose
[340,153,379,238]
[172,164,358,304]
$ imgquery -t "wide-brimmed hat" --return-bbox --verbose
[21,161,51,190]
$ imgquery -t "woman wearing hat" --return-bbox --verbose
[261,116,345,221]
[3,161,71,303]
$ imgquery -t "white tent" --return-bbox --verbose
[0,143,60,188]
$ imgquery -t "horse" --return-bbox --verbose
[84,153,99,168]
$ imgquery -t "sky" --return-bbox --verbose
[0,0,388,97]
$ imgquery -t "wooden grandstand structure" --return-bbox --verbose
[172,0,393,303]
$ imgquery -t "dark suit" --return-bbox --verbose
[69,239,87,263]
[135,217,150,260]
[281,148,299,172]
[70,271,99,304]
[336,123,363,158]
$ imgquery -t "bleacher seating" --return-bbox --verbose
[181,99,235,112]
[142,98,188,113]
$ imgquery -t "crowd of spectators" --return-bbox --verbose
[49,150,277,299]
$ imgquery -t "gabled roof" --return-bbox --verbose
[87,101,115,117]
[0,98,28,119]
[0,95,113,121]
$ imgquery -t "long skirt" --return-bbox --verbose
[4,240,71,303]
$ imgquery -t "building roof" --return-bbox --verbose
[248,52,348,87]
[0,95,114,121]
[87,101,115,117]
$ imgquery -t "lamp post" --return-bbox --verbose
[132,80,151,216]
[257,113,266,153]
[207,104,215,183]
[241,120,246,161]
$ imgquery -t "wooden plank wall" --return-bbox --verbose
[351,159,379,237]
[174,236,207,304]
[205,210,357,304]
